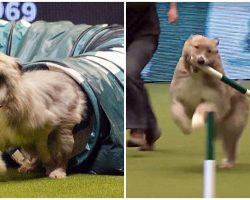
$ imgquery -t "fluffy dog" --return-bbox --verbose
[0,53,87,178]
[170,35,249,168]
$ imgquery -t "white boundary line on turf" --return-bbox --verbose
[123,1,127,198]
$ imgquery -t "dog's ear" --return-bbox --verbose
[212,38,219,46]
[16,62,23,73]
[12,61,23,75]
[188,34,194,39]
[188,34,196,41]
[188,34,205,41]
[11,57,23,74]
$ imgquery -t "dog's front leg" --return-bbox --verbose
[18,147,42,174]
[192,102,217,129]
[171,100,192,134]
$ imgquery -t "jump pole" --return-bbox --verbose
[189,58,250,198]
[203,112,215,198]
[189,57,250,97]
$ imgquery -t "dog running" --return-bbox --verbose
[170,35,249,168]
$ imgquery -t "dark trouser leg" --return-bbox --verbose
[126,36,160,143]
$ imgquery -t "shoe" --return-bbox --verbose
[139,128,161,151]
[126,129,146,147]
[146,127,161,144]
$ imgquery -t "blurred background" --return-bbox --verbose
[0,2,124,25]
[142,2,250,81]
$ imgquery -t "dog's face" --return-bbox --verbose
[0,53,22,105]
[182,35,220,67]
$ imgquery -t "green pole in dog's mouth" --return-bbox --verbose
[189,56,250,97]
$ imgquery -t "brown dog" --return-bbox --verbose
[0,53,87,178]
[170,35,249,168]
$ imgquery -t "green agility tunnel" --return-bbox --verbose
[0,20,124,175]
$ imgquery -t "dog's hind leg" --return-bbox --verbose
[46,127,74,179]
[220,103,249,168]
[171,100,192,134]
[220,130,242,168]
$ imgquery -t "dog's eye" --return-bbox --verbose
[207,49,211,53]
[194,45,199,49]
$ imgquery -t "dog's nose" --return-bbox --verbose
[197,57,205,65]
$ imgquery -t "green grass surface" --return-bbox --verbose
[0,169,124,198]
[127,83,250,198]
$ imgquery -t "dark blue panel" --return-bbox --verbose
[142,2,209,82]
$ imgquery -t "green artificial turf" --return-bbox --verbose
[0,169,124,198]
[127,83,250,198]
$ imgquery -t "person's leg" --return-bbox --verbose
[126,3,161,150]
[126,36,158,129]
[126,36,160,149]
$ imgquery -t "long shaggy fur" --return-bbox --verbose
[0,53,87,178]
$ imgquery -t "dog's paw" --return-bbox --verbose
[220,159,234,169]
[18,165,29,173]
[192,113,205,129]
[0,159,7,174]
[18,164,36,174]
[182,128,192,135]
[49,168,66,179]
